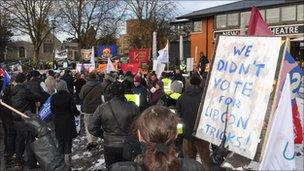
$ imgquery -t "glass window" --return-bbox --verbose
[19,47,25,58]
[43,43,53,53]
[193,21,202,32]
[227,13,239,26]
[216,14,227,28]
[282,6,296,21]
[266,8,280,23]
[297,5,304,21]
[241,11,250,26]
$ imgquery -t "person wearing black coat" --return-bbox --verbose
[74,73,86,104]
[79,72,104,149]
[89,81,140,168]
[50,80,80,166]
[1,82,16,159]
[26,70,49,104]
[199,52,209,77]
[61,69,74,94]
[11,73,40,169]
[108,106,203,171]
[176,74,211,171]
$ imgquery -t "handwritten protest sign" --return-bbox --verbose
[195,36,285,159]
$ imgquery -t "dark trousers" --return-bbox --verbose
[3,121,16,156]
[104,146,125,168]
[15,127,37,168]
[58,139,72,154]
[183,138,211,171]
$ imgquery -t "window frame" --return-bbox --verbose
[240,11,251,27]
[281,5,297,22]
[297,4,304,21]
[227,13,239,27]
[43,43,54,53]
[193,20,202,32]
[216,14,227,29]
[266,7,280,24]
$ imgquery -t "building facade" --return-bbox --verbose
[169,19,193,66]
[117,34,129,55]
[176,0,304,68]
[6,33,61,62]
[61,41,80,60]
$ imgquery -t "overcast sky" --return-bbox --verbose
[14,0,238,42]
[177,0,238,16]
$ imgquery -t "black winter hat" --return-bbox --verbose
[109,81,125,97]
[16,73,27,83]
[190,74,202,85]
[31,70,40,78]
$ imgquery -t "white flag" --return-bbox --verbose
[152,60,158,71]
[259,74,295,170]
[106,57,115,73]
[155,62,166,79]
[90,46,95,66]
[157,42,169,63]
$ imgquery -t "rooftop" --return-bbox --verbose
[176,0,302,20]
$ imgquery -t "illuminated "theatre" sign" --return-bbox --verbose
[214,24,304,37]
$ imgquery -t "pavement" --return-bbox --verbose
[70,117,105,170]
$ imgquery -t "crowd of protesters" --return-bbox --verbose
[0,62,213,170]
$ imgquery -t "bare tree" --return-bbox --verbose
[58,0,126,60]
[125,0,177,49]
[0,0,56,65]
[0,10,13,62]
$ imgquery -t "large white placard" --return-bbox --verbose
[55,49,68,59]
[195,36,284,159]
[186,58,194,72]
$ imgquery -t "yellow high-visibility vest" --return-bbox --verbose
[162,78,172,95]
[177,123,183,134]
[170,93,181,100]
[124,94,140,106]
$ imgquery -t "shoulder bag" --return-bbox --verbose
[108,102,141,161]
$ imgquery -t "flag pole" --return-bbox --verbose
[167,39,169,71]
[0,101,30,119]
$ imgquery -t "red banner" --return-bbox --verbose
[121,63,139,75]
[128,49,151,64]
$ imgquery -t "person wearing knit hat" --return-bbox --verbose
[170,80,184,94]
[11,72,40,169]
[176,73,210,170]
[132,75,148,111]
[86,71,98,81]
[79,71,104,150]
[149,80,164,106]
[27,70,49,104]
[51,79,80,166]
[133,75,141,83]
[159,80,183,107]
[190,73,202,86]
[104,73,115,82]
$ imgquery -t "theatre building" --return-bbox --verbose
[176,0,304,69]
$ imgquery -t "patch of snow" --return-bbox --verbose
[87,158,105,170]
[83,151,92,157]
[71,154,80,160]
